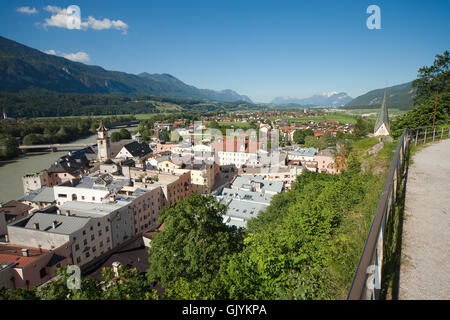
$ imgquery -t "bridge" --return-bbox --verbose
[347,125,450,300]
[19,143,95,152]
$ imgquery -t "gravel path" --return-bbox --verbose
[399,139,450,300]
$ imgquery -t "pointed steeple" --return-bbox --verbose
[97,119,107,132]
[374,88,390,136]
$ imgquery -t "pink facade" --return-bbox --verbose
[0,243,72,289]
[156,142,179,153]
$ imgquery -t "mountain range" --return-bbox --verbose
[271,92,353,107]
[0,36,252,103]
[345,81,416,110]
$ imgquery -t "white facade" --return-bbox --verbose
[374,123,390,136]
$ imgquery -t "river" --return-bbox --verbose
[0,127,135,203]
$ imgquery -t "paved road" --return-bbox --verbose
[399,139,450,300]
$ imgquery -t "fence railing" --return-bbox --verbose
[347,125,450,300]
[409,125,450,146]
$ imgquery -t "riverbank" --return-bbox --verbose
[0,126,136,203]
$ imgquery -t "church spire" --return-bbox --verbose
[374,87,390,136]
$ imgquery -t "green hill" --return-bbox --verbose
[0,36,251,103]
[345,82,416,110]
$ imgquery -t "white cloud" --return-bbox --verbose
[42,5,128,34]
[62,51,91,63]
[17,6,38,14]
[43,49,91,63]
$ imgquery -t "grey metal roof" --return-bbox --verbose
[290,147,318,157]
[231,175,284,194]
[60,200,131,218]
[218,188,273,205]
[17,186,55,203]
[23,212,90,235]
[374,88,390,132]
[75,175,128,194]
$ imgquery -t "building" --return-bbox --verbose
[22,149,93,193]
[97,120,111,162]
[315,148,338,174]
[156,142,179,154]
[115,141,152,167]
[231,175,284,195]
[374,88,390,136]
[287,147,318,162]
[17,186,56,212]
[212,138,260,168]
[239,165,303,189]
[132,170,191,207]
[157,159,215,194]
[0,243,72,289]
[0,201,33,239]
[216,188,274,228]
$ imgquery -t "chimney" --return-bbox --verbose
[57,209,61,215]
[4,234,9,242]
[65,210,70,217]
[112,261,121,277]
[21,248,29,257]
[52,220,58,229]
[33,222,39,230]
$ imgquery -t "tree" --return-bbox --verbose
[159,129,170,142]
[304,135,327,150]
[110,131,122,142]
[1,135,20,158]
[354,117,371,138]
[390,92,450,137]
[412,50,449,106]
[119,128,131,140]
[146,194,244,299]
[293,129,314,144]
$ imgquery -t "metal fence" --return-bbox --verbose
[347,125,449,300]
[410,125,450,146]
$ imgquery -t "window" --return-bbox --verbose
[105,226,109,232]
[100,241,103,247]
[83,239,87,245]
[75,244,80,251]
[82,230,86,235]
[85,252,90,258]
[98,230,102,236]
[39,268,47,278]
[91,234,95,241]
[76,257,81,263]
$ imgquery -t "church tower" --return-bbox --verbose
[97,120,111,162]
[374,88,390,136]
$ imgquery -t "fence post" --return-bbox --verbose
[415,129,418,146]
[441,127,444,140]
[424,128,427,143]
[433,127,436,142]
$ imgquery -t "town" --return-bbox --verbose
[0,103,378,290]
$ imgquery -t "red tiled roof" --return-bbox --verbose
[0,244,50,268]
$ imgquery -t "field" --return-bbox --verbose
[269,113,359,124]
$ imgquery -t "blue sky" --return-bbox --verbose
[1,0,449,102]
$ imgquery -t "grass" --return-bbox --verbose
[352,137,380,150]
